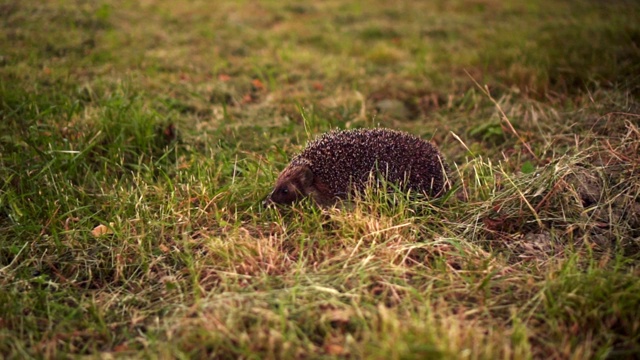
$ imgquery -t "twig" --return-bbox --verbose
[465,70,539,161]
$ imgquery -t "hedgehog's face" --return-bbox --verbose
[266,164,315,205]
[269,182,301,205]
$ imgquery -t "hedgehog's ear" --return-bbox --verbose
[297,164,314,187]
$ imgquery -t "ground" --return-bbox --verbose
[1,0,639,358]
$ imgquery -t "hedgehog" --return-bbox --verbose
[265,128,449,206]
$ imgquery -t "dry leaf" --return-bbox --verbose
[113,343,129,352]
[251,78,265,90]
[325,344,345,355]
[241,93,254,104]
[91,223,114,237]
[159,244,170,253]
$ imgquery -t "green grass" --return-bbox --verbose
[1,0,640,358]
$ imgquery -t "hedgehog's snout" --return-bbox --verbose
[263,193,275,207]
[263,187,289,207]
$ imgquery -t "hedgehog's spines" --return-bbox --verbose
[267,128,449,206]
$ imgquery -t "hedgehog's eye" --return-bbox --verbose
[280,188,289,194]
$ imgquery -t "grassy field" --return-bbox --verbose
[1,0,640,358]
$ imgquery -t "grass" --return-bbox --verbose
[1,0,639,358]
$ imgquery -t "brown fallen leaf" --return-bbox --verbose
[241,93,256,104]
[325,344,345,355]
[252,78,265,90]
[113,343,129,352]
[159,244,170,253]
[91,223,114,237]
